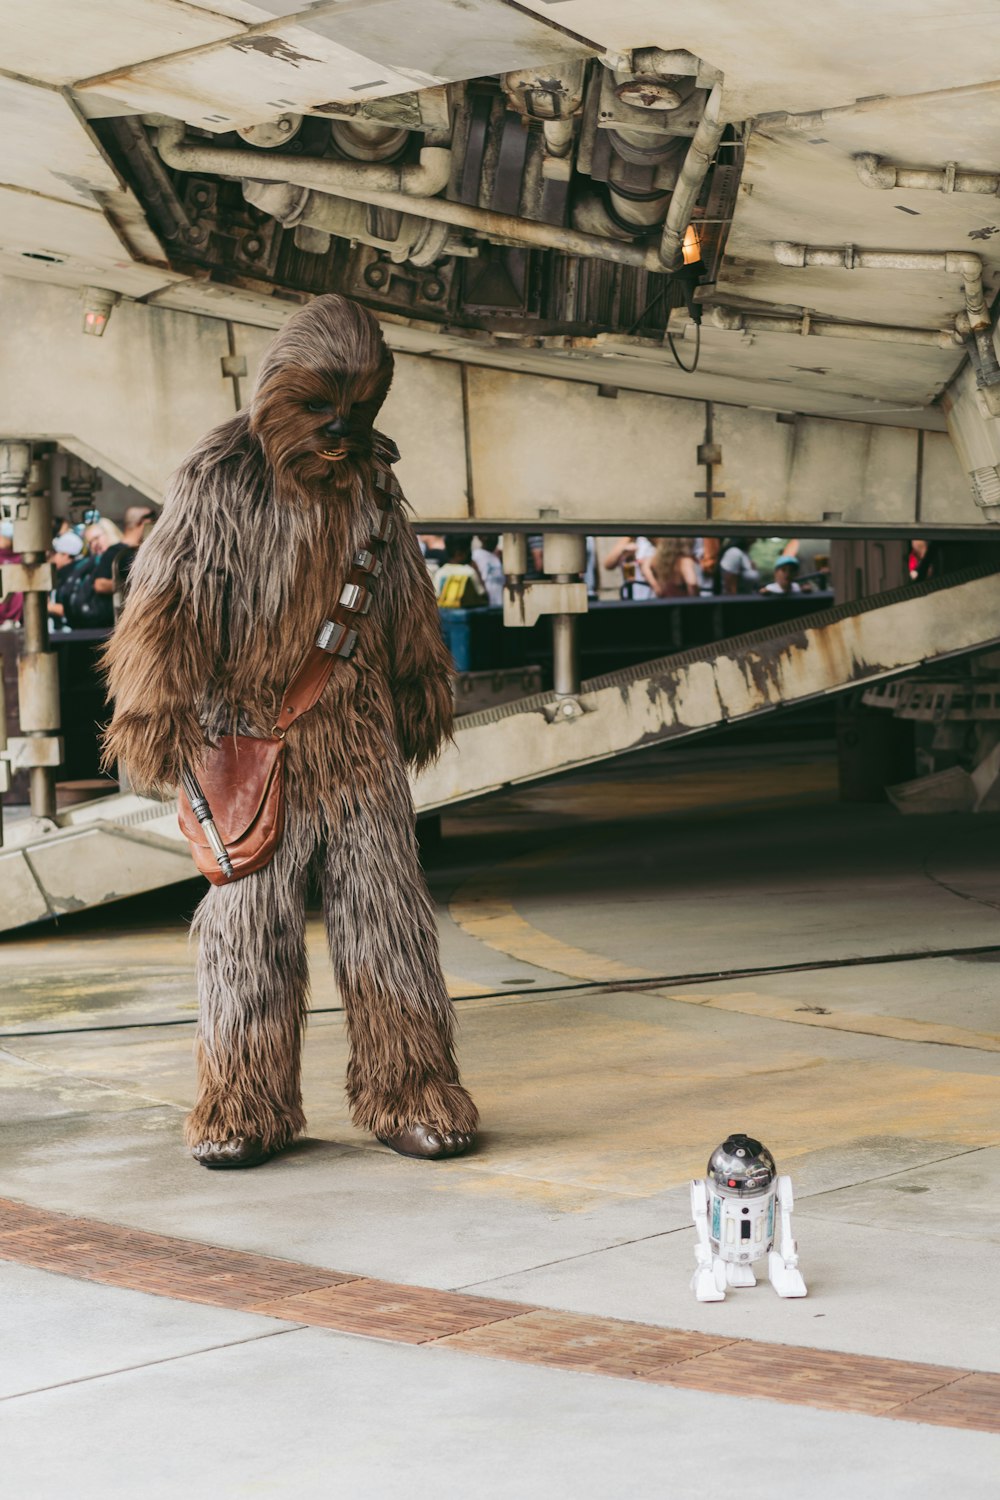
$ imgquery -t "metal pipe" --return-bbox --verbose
[116,117,196,241]
[274,177,662,270]
[856,154,1000,195]
[773,240,1000,394]
[157,121,662,270]
[773,243,989,321]
[762,78,1000,131]
[659,82,724,268]
[707,304,964,348]
[157,122,450,196]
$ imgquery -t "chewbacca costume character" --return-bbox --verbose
[103,294,478,1167]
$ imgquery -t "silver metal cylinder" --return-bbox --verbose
[502,532,528,576]
[545,533,584,697]
[551,613,578,697]
[29,765,55,819]
[17,648,59,729]
[542,533,586,575]
[330,118,409,162]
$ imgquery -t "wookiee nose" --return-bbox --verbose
[323,415,350,438]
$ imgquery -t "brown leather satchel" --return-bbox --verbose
[177,447,400,886]
[178,733,286,883]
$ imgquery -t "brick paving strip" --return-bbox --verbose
[1,1196,997,1430]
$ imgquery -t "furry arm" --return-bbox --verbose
[383,517,454,770]
[101,465,222,795]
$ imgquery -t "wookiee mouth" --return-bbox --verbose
[318,446,349,461]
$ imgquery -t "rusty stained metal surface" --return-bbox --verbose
[513,1,1000,123]
[414,565,1000,810]
[73,1,596,132]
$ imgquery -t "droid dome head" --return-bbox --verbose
[708,1133,777,1197]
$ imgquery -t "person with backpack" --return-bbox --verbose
[59,520,124,630]
[433,535,488,609]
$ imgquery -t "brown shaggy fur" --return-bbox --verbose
[103,293,476,1148]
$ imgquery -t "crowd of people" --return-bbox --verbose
[1,521,837,632]
[5,520,938,631]
[0,506,154,630]
[602,536,831,598]
[418,532,834,609]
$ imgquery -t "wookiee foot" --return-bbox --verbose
[191,1137,272,1170]
[378,1124,476,1160]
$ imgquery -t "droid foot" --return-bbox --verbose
[768,1250,807,1298]
[693,1265,726,1302]
[726,1262,757,1288]
[378,1123,476,1160]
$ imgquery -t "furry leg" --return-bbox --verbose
[322,769,478,1139]
[186,814,315,1153]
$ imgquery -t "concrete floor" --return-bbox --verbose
[2,741,1000,1495]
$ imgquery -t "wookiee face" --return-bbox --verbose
[249,294,394,502]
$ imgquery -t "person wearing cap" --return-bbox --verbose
[761,555,802,595]
[749,535,799,585]
[48,527,86,625]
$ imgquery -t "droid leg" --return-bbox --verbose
[690,1180,726,1301]
[186,814,313,1164]
[726,1262,757,1287]
[768,1174,808,1297]
[322,774,478,1156]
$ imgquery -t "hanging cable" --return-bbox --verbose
[667,319,701,372]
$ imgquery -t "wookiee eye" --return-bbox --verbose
[306,400,332,414]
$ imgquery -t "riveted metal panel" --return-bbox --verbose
[464,365,705,523]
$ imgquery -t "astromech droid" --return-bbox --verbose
[691,1133,807,1302]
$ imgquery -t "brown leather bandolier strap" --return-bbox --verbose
[271,440,401,738]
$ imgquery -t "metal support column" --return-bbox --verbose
[501,530,587,719]
[543,532,585,702]
[501,531,528,592]
[1,444,62,820]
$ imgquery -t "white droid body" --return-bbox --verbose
[690,1132,807,1302]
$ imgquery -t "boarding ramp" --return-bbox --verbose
[3,564,1000,933]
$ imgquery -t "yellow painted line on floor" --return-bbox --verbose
[448,762,836,983]
[450,873,1000,1053]
[443,971,492,997]
[450,884,650,983]
[659,988,1000,1053]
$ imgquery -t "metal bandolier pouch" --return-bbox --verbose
[103,293,478,1168]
